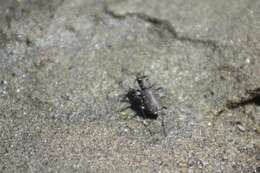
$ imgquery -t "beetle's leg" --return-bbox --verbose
[128,114,138,120]
[141,120,154,136]
[120,88,141,102]
[161,106,167,110]
[157,107,167,116]
[120,106,131,112]
[160,95,167,99]
[140,105,147,118]
[156,87,163,91]
[160,114,167,137]
[139,107,154,136]
[129,115,153,136]
[156,87,169,99]
[147,83,157,89]
[118,89,133,102]
[136,73,148,79]
[157,109,167,137]
[120,95,129,102]
[144,125,153,136]
[127,87,142,96]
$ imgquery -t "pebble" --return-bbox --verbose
[255,126,260,134]
[237,124,245,132]
[0,80,8,96]
[256,153,260,161]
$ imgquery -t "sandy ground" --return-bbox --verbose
[0,0,259,172]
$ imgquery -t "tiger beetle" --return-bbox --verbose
[121,74,167,136]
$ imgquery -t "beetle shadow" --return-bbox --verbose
[227,88,260,109]
[120,89,158,120]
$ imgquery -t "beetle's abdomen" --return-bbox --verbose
[143,89,161,114]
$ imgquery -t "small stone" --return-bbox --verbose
[0,80,8,96]
[255,126,260,134]
[256,153,260,161]
[143,120,149,126]
[245,58,250,64]
[237,124,245,132]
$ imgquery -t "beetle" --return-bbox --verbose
[121,74,167,136]
[135,74,167,118]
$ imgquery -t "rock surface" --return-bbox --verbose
[0,0,259,172]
